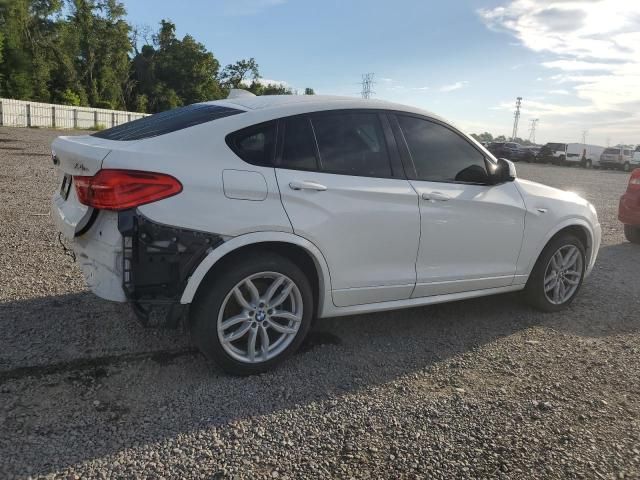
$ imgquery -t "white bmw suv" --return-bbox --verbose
[51,93,601,375]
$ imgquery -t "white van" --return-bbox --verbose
[540,143,605,168]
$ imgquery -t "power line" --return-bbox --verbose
[528,118,539,144]
[361,73,375,99]
[511,97,522,140]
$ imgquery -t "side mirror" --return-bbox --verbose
[491,158,517,184]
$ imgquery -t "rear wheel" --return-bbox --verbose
[190,253,313,375]
[583,158,592,169]
[624,225,640,244]
[524,233,586,312]
[623,162,631,172]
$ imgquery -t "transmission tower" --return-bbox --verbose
[511,97,522,140]
[528,118,539,144]
[361,73,375,99]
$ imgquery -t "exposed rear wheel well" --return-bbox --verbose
[192,241,321,316]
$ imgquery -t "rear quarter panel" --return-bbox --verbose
[101,115,293,237]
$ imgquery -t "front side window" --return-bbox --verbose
[397,115,489,184]
[226,122,276,166]
[311,113,392,177]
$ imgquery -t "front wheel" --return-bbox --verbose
[624,225,640,244]
[190,253,314,375]
[524,234,586,312]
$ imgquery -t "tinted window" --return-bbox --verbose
[280,116,318,170]
[93,104,243,141]
[604,148,621,155]
[398,116,489,184]
[311,113,392,177]
[623,150,632,156]
[226,122,276,166]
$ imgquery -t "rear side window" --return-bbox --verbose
[604,148,621,155]
[92,104,243,141]
[311,113,392,177]
[398,115,489,184]
[226,122,277,167]
[623,149,632,156]
[280,116,318,171]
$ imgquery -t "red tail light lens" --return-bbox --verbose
[628,169,640,190]
[74,169,182,211]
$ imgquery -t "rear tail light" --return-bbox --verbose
[74,169,182,211]
[628,169,640,190]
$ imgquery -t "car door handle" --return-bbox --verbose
[422,191,450,202]
[289,181,327,191]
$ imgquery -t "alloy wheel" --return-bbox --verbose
[217,272,303,364]
[543,245,584,305]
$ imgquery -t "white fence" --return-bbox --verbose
[0,98,149,130]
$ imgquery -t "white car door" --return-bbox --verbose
[392,114,526,297]
[275,112,421,307]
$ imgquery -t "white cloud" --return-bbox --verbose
[439,81,469,92]
[549,89,570,95]
[223,0,286,16]
[478,0,640,144]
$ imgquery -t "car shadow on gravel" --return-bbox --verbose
[1,243,638,477]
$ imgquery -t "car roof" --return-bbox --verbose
[204,94,447,123]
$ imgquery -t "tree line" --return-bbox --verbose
[470,132,537,146]
[0,0,314,113]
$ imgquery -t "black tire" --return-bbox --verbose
[583,159,592,169]
[624,225,640,244]
[623,162,631,172]
[190,252,314,375]
[524,233,586,312]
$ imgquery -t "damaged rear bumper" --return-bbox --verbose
[62,208,223,326]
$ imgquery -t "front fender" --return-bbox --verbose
[522,217,600,278]
[179,231,333,316]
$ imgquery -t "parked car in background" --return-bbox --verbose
[50,94,601,374]
[522,146,540,162]
[487,142,529,161]
[600,147,635,171]
[618,168,640,244]
[538,142,605,168]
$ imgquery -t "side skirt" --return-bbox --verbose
[320,284,525,318]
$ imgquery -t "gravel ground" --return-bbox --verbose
[0,126,639,479]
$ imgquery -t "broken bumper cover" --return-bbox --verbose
[117,210,224,310]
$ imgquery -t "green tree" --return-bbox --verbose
[220,57,260,89]
[66,0,131,109]
[0,0,64,101]
[129,20,224,112]
[304,87,315,95]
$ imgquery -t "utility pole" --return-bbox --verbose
[581,130,587,145]
[361,73,375,99]
[511,97,522,140]
[528,118,539,144]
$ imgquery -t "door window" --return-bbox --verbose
[311,113,392,177]
[280,116,319,171]
[398,115,489,184]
